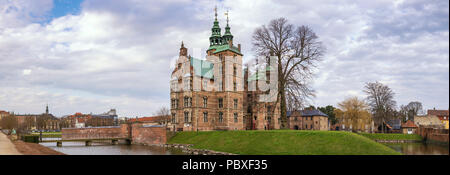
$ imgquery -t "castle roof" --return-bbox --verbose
[287,110,329,117]
[190,57,214,79]
[207,44,242,55]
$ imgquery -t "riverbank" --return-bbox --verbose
[359,133,423,143]
[168,130,401,155]
[7,135,65,155]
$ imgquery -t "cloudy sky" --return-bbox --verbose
[0,0,448,117]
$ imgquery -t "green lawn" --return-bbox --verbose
[168,130,401,155]
[359,133,422,141]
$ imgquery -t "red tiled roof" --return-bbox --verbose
[401,120,418,128]
[0,110,9,114]
[427,110,449,116]
[128,116,167,123]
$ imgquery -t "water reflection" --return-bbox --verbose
[384,143,449,155]
[40,140,186,155]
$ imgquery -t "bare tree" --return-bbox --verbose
[363,81,396,133]
[252,18,325,128]
[405,101,423,121]
[0,115,18,131]
[155,106,170,125]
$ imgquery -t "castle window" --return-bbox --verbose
[218,98,223,108]
[233,66,237,76]
[233,82,237,91]
[234,113,238,123]
[203,112,208,122]
[184,97,189,107]
[203,79,208,90]
[172,113,176,123]
[203,97,208,108]
[234,99,238,109]
[184,112,189,122]
[218,112,223,123]
[189,97,192,107]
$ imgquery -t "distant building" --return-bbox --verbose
[377,119,402,133]
[427,109,449,129]
[414,115,445,129]
[401,120,418,134]
[128,116,168,125]
[14,105,60,131]
[287,110,329,131]
[0,110,10,120]
[61,109,118,128]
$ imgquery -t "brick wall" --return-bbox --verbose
[61,123,169,145]
[417,127,449,144]
[62,124,129,140]
[131,123,167,145]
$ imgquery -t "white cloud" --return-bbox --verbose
[0,0,448,117]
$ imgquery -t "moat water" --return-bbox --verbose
[40,138,449,155]
[40,139,186,155]
[382,142,449,155]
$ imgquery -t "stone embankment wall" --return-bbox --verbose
[417,127,449,144]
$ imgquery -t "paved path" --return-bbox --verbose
[0,132,22,155]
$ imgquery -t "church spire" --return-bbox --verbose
[45,103,49,114]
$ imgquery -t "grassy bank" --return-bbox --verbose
[31,132,61,138]
[359,133,422,141]
[168,130,401,155]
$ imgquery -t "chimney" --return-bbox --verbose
[238,44,241,52]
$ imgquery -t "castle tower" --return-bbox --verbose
[209,6,223,46]
[179,41,187,56]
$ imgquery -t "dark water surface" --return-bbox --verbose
[383,142,449,155]
[40,140,186,155]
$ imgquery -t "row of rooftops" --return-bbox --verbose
[287,110,329,118]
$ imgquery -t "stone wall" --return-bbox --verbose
[417,127,449,144]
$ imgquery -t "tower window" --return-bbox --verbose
[184,112,189,122]
[234,99,238,109]
[234,113,238,123]
[218,98,223,108]
[218,112,223,123]
[203,112,208,122]
[203,97,208,108]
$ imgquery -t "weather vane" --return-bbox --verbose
[225,10,229,24]
[214,5,218,20]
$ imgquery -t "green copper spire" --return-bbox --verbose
[223,10,233,44]
[209,6,222,46]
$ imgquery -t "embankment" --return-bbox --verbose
[168,130,401,155]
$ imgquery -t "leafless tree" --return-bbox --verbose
[155,106,170,125]
[252,18,325,128]
[363,81,397,133]
[0,115,18,131]
[405,101,423,121]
